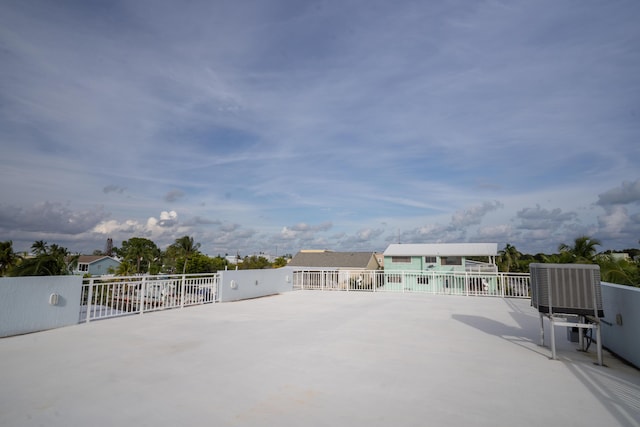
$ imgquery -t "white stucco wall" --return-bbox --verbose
[217,268,294,302]
[0,276,83,337]
[600,282,640,368]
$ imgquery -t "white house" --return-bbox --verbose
[381,243,499,293]
[383,243,498,273]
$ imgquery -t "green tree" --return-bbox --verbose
[498,244,522,272]
[597,254,639,287]
[0,240,21,276]
[31,240,47,256]
[10,241,76,276]
[161,244,180,273]
[238,255,271,270]
[558,235,601,263]
[113,260,136,276]
[272,256,288,268]
[182,252,213,273]
[116,237,160,274]
[171,236,201,274]
[210,255,229,272]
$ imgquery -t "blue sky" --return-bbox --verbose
[1,0,639,257]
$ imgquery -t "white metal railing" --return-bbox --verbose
[292,269,530,298]
[80,273,219,322]
[79,270,528,322]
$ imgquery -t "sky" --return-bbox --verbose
[1,0,639,258]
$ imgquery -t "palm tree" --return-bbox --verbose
[31,240,48,256]
[498,244,522,272]
[0,240,21,276]
[118,237,160,274]
[598,254,639,287]
[10,241,76,276]
[115,260,136,276]
[173,236,201,274]
[558,235,602,263]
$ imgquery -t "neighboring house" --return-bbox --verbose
[383,243,498,272]
[225,255,241,265]
[382,243,499,292]
[374,252,384,268]
[289,250,381,270]
[610,253,630,262]
[74,255,121,276]
[289,250,382,290]
[248,253,277,263]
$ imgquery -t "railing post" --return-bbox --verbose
[500,274,505,298]
[140,276,146,315]
[180,274,186,308]
[465,272,469,297]
[85,278,93,323]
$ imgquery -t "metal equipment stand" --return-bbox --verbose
[539,313,603,366]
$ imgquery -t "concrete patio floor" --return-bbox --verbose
[1,291,639,427]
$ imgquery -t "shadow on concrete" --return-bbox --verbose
[564,356,640,427]
[451,298,549,359]
[452,300,640,427]
[451,312,550,359]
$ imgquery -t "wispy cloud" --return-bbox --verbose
[1,0,639,255]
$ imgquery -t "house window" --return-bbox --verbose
[424,256,436,264]
[441,256,462,266]
[391,256,411,263]
[78,264,88,272]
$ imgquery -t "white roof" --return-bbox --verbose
[384,243,498,257]
[1,292,636,426]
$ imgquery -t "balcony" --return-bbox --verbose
[1,286,639,426]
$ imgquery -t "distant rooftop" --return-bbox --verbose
[76,255,116,264]
[384,243,498,257]
[1,291,638,426]
[289,251,379,269]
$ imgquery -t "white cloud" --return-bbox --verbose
[1,1,639,255]
[475,224,515,241]
[92,219,140,235]
[450,201,503,228]
[515,205,577,232]
[596,179,640,206]
[598,206,631,239]
[280,227,298,240]
[159,210,177,222]
[0,202,108,235]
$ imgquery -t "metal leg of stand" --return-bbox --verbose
[596,323,603,366]
[550,316,557,360]
[578,316,584,351]
[539,313,545,346]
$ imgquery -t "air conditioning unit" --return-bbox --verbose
[530,263,604,365]
[529,263,603,317]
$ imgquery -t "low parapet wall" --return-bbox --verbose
[217,268,294,302]
[0,276,82,337]
[601,282,640,368]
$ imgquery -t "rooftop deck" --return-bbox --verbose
[1,291,639,426]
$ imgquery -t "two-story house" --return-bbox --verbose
[383,243,498,292]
